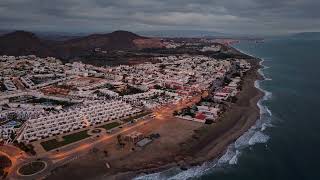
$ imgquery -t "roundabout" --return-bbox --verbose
[17,161,47,176]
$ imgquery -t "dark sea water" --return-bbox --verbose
[200,39,320,180]
[136,39,320,180]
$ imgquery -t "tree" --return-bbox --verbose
[231,96,238,103]
[159,64,166,69]
[9,132,16,141]
[154,84,162,89]
[103,150,109,157]
[7,112,17,121]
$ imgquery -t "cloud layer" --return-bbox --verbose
[0,0,319,34]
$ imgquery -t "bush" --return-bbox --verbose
[100,122,121,130]
[14,142,36,155]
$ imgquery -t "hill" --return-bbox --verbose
[0,31,55,57]
[137,30,226,38]
[0,30,164,59]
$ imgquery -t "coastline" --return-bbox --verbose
[41,51,265,180]
[109,57,265,180]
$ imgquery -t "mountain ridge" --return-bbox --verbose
[0,30,163,59]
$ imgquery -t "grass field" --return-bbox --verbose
[18,161,46,175]
[40,112,151,151]
[40,130,90,151]
[100,121,121,130]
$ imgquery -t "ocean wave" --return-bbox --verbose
[258,99,272,116]
[168,163,212,180]
[229,150,241,165]
[261,123,268,131]
[216,57,272,168]
[234,130,256,149]
[258,68,272,83]
[135,161,217,180]
[264,91,272,101]
[217,146,236,165]
[248,131,270,145]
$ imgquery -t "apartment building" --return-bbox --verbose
[18,100,140,142]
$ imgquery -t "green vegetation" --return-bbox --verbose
[14,142,36,155]
[117,85,144,96]
[179,107,196,118]
[154,84,163,90]
[100,122,121,130]
[27,98,75,107]
[40,130,90,151]
[121,111,151,123]
[223,77,232,84]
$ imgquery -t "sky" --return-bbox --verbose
[0,0,319,35]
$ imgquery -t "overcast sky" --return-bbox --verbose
[0,0,319,35]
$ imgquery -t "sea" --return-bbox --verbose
[135,38,320,180]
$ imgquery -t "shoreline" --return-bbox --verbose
[40,51,265,180]
[109,57,265,180]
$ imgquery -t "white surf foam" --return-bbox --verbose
[229,150,241,165]
[217,146,236,165]
[257,99,272,116]
[168,163,211,180]
[234,130,256,149]
[248,131,270,145]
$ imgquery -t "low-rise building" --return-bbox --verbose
[17,100,140,142]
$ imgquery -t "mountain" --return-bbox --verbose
[0,30,12,36]
[137,30,227,38]
[0,31,55,57]
[61,31,145,50]
[0,30,164,59]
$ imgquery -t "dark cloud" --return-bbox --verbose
[0,0,319,34]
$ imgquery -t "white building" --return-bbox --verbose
[0,125,15,142]
[17,100,140,143]
[20,76,35,88]
[3,78,17,91]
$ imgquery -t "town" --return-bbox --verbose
[0,52,251,178]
